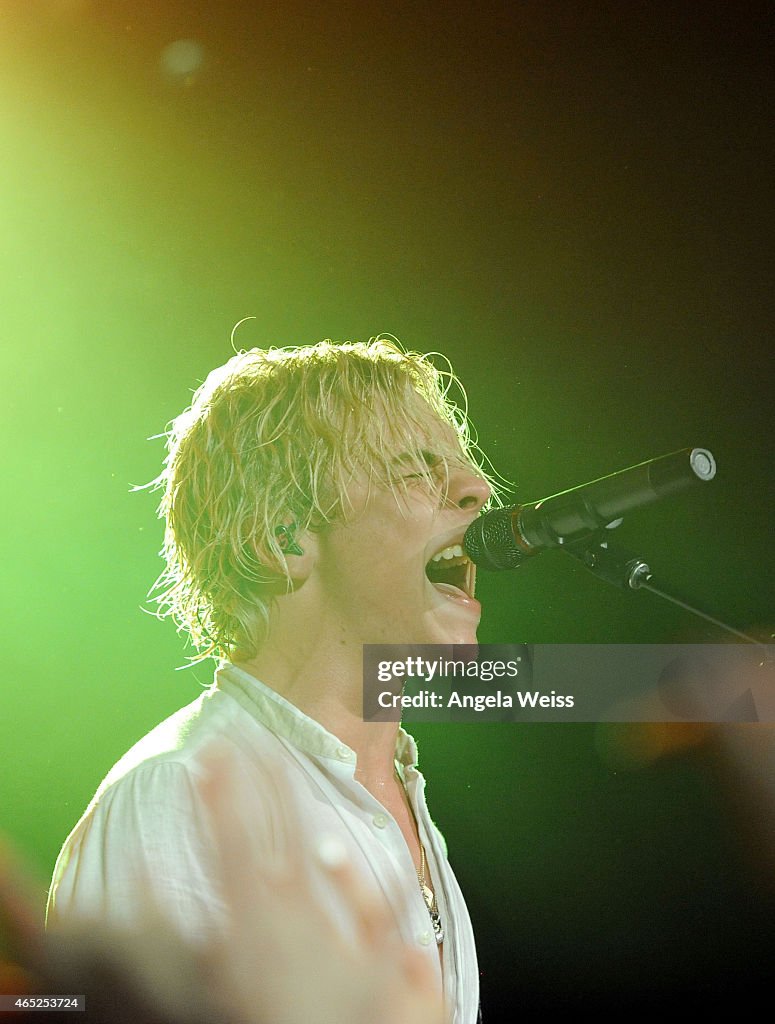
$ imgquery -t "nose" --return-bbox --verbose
[447,465,491,513]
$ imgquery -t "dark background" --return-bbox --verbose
[1,1,773,1014]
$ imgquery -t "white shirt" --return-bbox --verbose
[47,663,480,1024]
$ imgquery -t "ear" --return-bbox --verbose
[274,520,317,583]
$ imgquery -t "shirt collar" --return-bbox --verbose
[215,662,419,770]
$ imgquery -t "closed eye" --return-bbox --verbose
[400,451,442,476]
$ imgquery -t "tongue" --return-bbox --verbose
[431,581,467,600]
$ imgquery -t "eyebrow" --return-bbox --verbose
[391,450,441,467]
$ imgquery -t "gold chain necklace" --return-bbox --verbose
[395,767,444,944]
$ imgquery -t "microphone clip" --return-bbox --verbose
[563,532,652,591]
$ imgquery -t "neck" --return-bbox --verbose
[236,614,401,783]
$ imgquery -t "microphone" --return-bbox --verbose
[464,447,716,571]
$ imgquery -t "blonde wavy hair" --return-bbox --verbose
[149,335,499,662]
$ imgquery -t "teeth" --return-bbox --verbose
[431,543,465,562]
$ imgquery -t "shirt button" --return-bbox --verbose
[372,813,388,828]
[419,931,433,946]
[336,746,352,761]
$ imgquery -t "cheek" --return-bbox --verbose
[319,492,439,590]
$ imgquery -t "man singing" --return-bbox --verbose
[47,336,495,1024]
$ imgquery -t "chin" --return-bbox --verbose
[428,611,480,646]
[443,627,479,645]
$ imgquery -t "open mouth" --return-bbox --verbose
[425,543,476,600]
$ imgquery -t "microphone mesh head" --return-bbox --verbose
[464,507,528,571]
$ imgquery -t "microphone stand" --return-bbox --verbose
[561,531,769,652]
